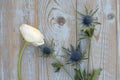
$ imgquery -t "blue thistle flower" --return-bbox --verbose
[70,51,82,62]
[39,40,54,57]
[62,44,86,64]
[77,7,101,38]
[42,46,52,54]
[77,7,101,28]
[82,15,93,27]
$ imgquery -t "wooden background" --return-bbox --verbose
[0,0,120,80]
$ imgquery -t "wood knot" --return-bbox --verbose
[56,16,66,26]
[107,13,114,20]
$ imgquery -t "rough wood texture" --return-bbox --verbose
[77,0,118,80]
[117,0,120,80]
[0,0,119,80]
[38,0,76,80]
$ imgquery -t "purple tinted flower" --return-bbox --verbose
[70,51,82,62]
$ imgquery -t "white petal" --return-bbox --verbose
[20,24,44,46]
[32,40,44,46]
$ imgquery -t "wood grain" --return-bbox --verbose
[77,0,117,80]
[15,0,39,80]
[38,0,76,80]
[117,0,120,79]
[0,0,20,80]
[0,0,119,80]
[0,0,39,80]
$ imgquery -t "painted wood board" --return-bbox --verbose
[77,0,118,80]
[38,0,76,80]
[0,0,119,80]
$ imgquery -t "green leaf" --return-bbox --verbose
[91,68,102,80]
[85,6,89,14]
[82,26,96,38]
[62,47,71,55]
[79,36,87,40]
[74,69,83,80]
[89,9,93,15]
[93,22,101,25]
[83,69,87,80]
[70,44,75,51]
[91,8,99,16]
[76,10,85,16]
[51,62,63,72]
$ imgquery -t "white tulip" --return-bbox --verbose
[20,24,44,46]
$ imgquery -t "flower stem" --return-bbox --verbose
[18,42,28,80]
[51,54,74,80]
[76,63,84,80]
[87,38,91,79]
[62,66,74,80]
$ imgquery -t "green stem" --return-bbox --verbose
[62,66,74,80]
[52,54,74,80]
[18,42,28,80]
[78,64,84,80]
[76,63,84,80]
[87,38,91,79]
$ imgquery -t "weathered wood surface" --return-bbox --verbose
[0,0,119,80]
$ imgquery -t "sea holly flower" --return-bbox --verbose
[39,40,54,57]
[18,24,44,80]
[20,24,44,46]
[77,7,101,38]
[70,51,82,62]
[62,44,87,65]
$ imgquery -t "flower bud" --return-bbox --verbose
[20,24,44,46]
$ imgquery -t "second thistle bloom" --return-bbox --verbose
[70,51,82,62]
[78,7,100,28]
[77,7,101,38]
[62,45,86,64]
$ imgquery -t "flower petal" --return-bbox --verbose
[20,24,44,46]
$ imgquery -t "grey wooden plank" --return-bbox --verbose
[38,0,77,80]
[15,0,39,80]
[117,0,120,79]
[77,0,117,80]
[0,0,39,80]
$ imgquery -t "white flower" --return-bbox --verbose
[20,24,44,46]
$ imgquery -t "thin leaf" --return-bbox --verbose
[91,8,99,16]
[74,69,83,80]
[62,47,71,55]
[76,10,85,16]
[89,9,93,15]
[91,68,102,80]
[61,55,67,59]
[70,44,75,51]
[93,22,101,25]
[85,6,88,14]
[78,37,86,40]
[51,62,63,72]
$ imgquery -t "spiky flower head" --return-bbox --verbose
[77,7,101,38]
[70,51,82,62]
[62,44,87,65]
[39,40,54,57]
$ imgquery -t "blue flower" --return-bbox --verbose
[70,51,82,62]
[39,41,54,57]
[62,44,86,64]
[82,15,93,27]
[42,46,52,54]
[77,7,101,38]
[77,7,100,28]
